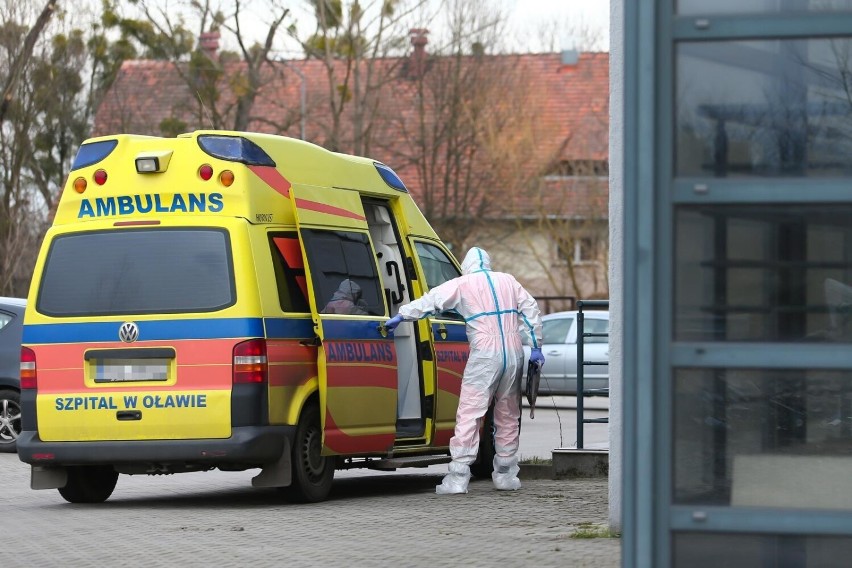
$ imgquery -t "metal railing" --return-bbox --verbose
[576,299,609,449]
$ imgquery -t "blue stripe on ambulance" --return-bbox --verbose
[322,319,386,341]
[431,323,467,342]
[263,318,315,338]
[23,317,315,344]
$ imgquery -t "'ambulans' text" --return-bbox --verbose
[77,193,224,218]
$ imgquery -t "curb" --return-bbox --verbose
[553,448,609,478]
[519,463,555,480]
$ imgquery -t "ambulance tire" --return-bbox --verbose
[58,465,118,504]
[283,403,334,503]
[470,405,496,478]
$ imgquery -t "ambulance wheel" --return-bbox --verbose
[58,465,118,504]
[284,403,334,503]
[470,405,496,478]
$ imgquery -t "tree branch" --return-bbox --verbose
[0,0,59,123]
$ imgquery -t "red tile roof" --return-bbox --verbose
[94,51,609,219]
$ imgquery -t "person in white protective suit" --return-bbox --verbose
[384,246,544,495]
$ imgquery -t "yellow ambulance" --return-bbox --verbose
[17,131,492,503]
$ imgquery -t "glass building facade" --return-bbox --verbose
[623,1,852,566]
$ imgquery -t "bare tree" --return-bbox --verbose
[0,0,57,123]
[0,1,121,295]
[376,1,544,251]
[507,162,610,301]
[291,0,432,154]
[103,0,292,132]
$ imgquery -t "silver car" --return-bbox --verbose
[523,310,609,396]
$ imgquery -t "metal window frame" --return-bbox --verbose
[624,3,852,567]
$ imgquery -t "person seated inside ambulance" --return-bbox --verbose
[321,279,369,315]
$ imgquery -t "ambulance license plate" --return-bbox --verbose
[94,358,169,383]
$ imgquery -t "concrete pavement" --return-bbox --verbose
[2,453,620,567]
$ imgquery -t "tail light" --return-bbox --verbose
[21,347,37,389]
[233,339,267,384]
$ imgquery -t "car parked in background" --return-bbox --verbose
[0,297,25,453]
[523,310,609,396]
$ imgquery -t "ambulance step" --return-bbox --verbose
[366,455,451,471]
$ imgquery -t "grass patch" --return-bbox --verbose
[570,522,620,539]
[519,456,553,465]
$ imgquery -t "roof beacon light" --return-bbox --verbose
[374,162,408,193]
[198,135,276,167]
[70,139,118,171]
[135,150,173,174]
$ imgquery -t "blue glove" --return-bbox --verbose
[384,314,404,333]
[530,348,545,368]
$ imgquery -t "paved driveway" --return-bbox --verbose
[3,453,620,567]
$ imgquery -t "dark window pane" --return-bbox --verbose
[38,229,234,316]
[269,234,310,313]
[674,368,852,508]
[674,205,852,342]
[414,241,462,321]
[542,318,573,344]
[678,0,852,15]
[415,242,460,290]
[674,532,852,568]
[676,39,852,177]
[302,229,384,316]
[584,317,610,344]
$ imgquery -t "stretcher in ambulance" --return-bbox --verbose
[17,131,496,503]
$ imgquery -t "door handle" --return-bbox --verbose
[377,325,388,338]
[299,336,322,347]
[547,351,561,356]
[116,410,142,421]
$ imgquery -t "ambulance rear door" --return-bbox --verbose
[289,185,397,456]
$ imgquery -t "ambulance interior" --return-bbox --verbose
[363,201,423,439]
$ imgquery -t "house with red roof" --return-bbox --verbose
[92,31,609,305]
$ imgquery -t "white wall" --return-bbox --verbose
[608,0,625,533]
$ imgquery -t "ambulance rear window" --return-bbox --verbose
[37,229,235,316]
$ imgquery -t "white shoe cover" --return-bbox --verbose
[492,455,521,491]
[436,461,470,495]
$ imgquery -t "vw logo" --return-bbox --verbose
[119,322,139,343]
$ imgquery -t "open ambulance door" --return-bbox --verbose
[289,185,397,456]
[407,239,468,448]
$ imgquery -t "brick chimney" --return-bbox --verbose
[409,28,429,78]
[199,31,220,60]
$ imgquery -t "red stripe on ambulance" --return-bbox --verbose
[248,165,291,197]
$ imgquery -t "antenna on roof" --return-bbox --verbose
[194,90,215,129]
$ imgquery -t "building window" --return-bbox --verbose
[674,203,852,342]
[557,236,597,265]
[676,38,852,178]
[545,159,609,178]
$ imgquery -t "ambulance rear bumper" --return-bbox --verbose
[16,425,296,467]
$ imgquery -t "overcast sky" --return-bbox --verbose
[507,0,610,52]
[75,0,610,54]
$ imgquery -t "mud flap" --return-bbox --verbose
[251,438,292,488]
[31,465,68,490]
